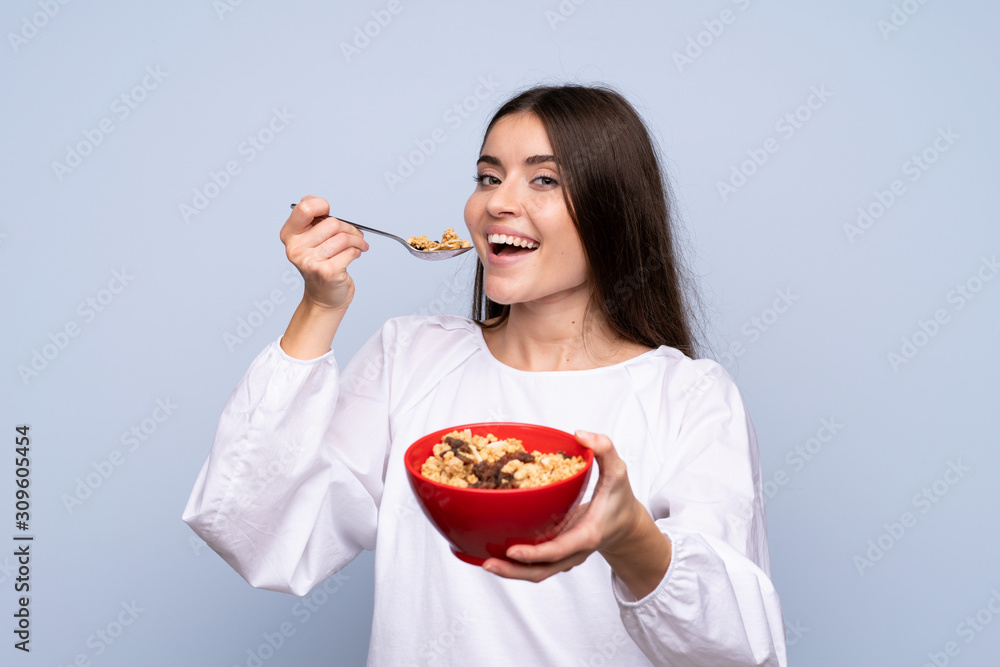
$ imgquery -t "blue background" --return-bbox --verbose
[2,1,998,665]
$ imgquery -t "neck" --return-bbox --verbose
[483,299,649,372]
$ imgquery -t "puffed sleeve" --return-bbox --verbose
[182,321,398,596]
[613,361,787,666]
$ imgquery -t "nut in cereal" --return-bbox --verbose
[420,429,586,489]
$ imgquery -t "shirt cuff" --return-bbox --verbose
[272,336,337,365]
[609,527,677,607]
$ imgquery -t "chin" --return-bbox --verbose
[484,290,514,306]
[483,282,522,306]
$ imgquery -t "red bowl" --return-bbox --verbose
[404,422,594,565]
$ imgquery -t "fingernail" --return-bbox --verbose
[575,430,593,439]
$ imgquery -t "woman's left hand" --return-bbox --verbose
[482,430,671,597]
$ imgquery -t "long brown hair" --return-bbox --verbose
[472,84,699,357]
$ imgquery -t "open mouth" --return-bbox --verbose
[487,233,539,257]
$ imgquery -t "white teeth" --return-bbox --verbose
[487,233,539,249]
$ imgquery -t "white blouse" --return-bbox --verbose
[183,314,787,666]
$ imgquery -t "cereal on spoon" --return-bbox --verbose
[407,227,472,251]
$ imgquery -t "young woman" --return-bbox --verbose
[184,84,787,666]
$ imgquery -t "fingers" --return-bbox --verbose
[282,198,370,269]
[288,229,368,278]
[575,430,627,479]
[482,550,590,582]
[574,429,612,455]
[313,230,368,263]
[281,196,330,241]
[294,195,329,224]
[481,433,642,586]
[297,215,366,251]
[506,520,601,564]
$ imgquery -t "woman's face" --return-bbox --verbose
[464,112,590,309]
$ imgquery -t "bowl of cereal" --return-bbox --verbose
[404,422,595,565]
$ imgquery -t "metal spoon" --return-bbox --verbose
[288,203,473,261]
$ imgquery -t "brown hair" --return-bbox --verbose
[471,84,699,357]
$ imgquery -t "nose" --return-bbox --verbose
[485,180,521,218]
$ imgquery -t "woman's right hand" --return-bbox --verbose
[280,196,370,312]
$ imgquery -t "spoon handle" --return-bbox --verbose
[288,203,409,245]
[340,220,410,246]
[287,202,471,260]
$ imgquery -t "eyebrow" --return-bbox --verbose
[476,154,558,167]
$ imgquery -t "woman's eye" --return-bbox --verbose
[534,175,558,187]
[475,173,501,186]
